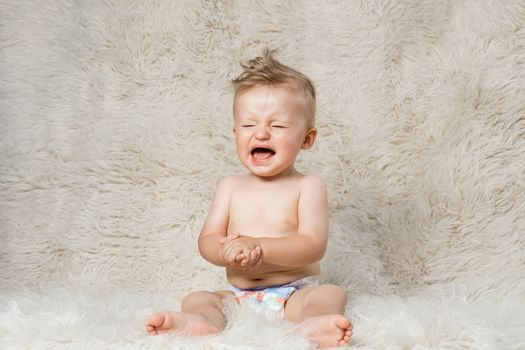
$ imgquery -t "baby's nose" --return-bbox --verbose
[255,126,270,139]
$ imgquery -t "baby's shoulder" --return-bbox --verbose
[298,174,326,189]
[215,175,247,191]
[217,175,240,187]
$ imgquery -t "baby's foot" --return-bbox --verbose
[294,314,353,348]
[145,311,219,336]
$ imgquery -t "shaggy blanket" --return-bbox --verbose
[1,1,524,349]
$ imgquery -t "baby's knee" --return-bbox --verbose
[182,291,227,311]
[312,284,347,305]
[182,291,215,309]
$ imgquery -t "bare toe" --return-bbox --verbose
[145,312,173,335]
[294,315,352,348]
[145,311,219,337]
[334,315,351,329]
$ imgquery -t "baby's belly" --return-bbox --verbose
[226,263,320,289]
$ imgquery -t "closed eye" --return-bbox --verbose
[272,125,287,128]
[242,125,255,128]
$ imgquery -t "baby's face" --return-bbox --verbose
[233,85,316,178]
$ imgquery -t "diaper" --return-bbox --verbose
[228,275,319,318]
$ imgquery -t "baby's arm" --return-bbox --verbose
[198,176,236,267]
[256,175,329,267]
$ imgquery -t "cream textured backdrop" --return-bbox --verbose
[1,1,525,349]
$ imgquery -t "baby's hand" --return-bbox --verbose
[220,233,262,269]
[219,232,244,266]
[218,232,240,247]
[237,245,262,268]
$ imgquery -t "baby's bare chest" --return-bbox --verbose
[228,187,299,236]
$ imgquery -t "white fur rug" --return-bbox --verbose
[1,1,525,349]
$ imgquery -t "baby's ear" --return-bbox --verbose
[302,127,317,150]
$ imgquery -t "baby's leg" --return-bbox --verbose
[284,284,352,348]
[145,290,234,336]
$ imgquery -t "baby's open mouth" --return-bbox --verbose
[251,147,275,161]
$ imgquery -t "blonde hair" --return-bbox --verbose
[232,49,316,126]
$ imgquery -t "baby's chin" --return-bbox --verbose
[246,165,298,179]
[244,165,278,178]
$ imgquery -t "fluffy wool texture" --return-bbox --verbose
[1,0,525,349]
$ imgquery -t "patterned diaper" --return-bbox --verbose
[228,275,319,317]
